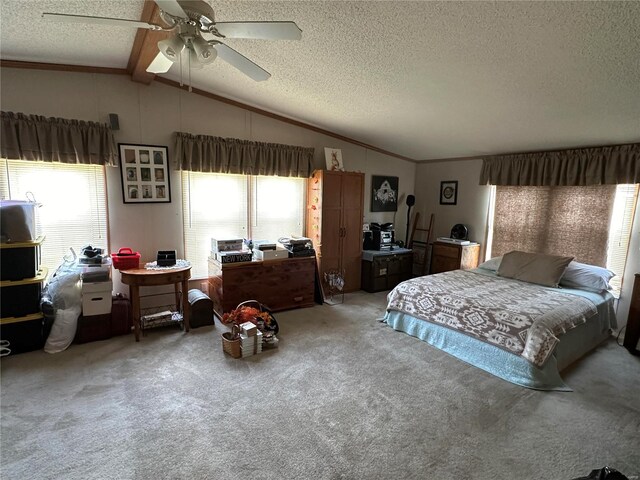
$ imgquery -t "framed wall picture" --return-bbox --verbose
[119,144,171,204]
[440,180,458,205]
[371,175,398,212]
[324,147,344,171]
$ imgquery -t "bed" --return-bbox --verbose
[383,256,617,391]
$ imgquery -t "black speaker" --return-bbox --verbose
[108,113,120,131]
[406,194,415,207]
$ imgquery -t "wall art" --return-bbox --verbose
[119,144,171,204]
[371,175,398,212]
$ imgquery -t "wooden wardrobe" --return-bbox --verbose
[307,170,364,293]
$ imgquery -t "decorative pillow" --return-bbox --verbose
[497,251,574,287]
[477,256,502,272]
[560,261,615,292]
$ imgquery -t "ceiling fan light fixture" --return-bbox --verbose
[192,36,217,64]
[158,35,185,62]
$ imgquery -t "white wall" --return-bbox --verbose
[0,67,416,293]
[415,157,640,328]
[415,159,491,258]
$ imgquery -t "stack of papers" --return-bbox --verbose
[240,330,263,357]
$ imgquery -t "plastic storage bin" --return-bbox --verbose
[0,269,47,318]
[0,236,43,280]
[0,200,39,243]
[111,247,140,270]
[0,313,45,355]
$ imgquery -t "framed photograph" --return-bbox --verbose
[371,175,398,212]
[324,147,344,171]
[119,144,171,204]
[440,180,458,205]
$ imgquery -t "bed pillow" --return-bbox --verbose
[477,256,503,272]
[559,261,615,292]
[497,251,574,287]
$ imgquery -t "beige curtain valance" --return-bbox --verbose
[480,143,640,186]
[174,132,314,178]
[1,111,117,166]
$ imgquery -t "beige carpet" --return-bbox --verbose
[1,291,639,480]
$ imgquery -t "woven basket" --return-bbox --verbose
[234,300,279,335]
[221,329,241,358]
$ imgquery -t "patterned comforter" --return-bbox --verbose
[386,270,598,367]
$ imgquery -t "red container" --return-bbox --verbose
[111,247,140,270]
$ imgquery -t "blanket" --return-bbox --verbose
[386,270,598,367]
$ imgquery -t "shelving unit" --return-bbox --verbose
[0,236,48,355]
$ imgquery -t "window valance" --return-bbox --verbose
[479,143,639,186]
[1,111,117,166]
[174,132,314,178]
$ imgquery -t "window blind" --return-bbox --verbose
[489,184,637,294]
[182,172,306,279]
[251,176,305,242]
[0,159,108,274]
[607,185,639,292]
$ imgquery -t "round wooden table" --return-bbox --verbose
[120,265,191,341]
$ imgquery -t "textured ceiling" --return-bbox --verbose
[1,1,639,160]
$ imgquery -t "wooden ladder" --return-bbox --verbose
[408,212,435,276]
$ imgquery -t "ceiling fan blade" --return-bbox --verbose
[42,13,161,30]
[215,44,271,82]
[146,51,174,74]
[215,22,302,40]
[155,0,188,19]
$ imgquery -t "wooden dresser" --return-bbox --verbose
[207,256,316,318]
[623,273,640,355]
[430,241,480,274]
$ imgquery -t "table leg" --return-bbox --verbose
[131,285,141,342]
[182,278,190,332]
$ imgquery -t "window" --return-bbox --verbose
[487,184,639,294]
[0,159,108,274]
[607,185,639,292]
[182,172,306,278]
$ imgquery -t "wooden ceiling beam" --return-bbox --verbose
[127,0,172,85]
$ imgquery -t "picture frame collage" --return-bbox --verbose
[119,144,171,204]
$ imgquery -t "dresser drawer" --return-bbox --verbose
[432,243,460,259]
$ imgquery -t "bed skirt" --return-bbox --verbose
[383,310,611,391]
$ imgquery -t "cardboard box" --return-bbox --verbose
[253,248,288,261]
[211,238,244,252]
[240,321,257,337]
[81,279,113,316]
[215,250,253,263]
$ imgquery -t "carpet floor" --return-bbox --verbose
[1,290,639,480]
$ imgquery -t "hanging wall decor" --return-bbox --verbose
[119,144,171,204]
[324,147,345,171]
[440,180,458,205]
[371,175,398,212]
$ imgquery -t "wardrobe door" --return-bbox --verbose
[341,173,364,292]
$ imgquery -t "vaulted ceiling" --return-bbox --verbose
[1,0,639,161]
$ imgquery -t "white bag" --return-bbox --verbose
[44,249,82,353]
[44,305,81,354]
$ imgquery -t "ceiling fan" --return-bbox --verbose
[42,0,302,82]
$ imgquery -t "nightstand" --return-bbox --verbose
[430,242,480,274]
